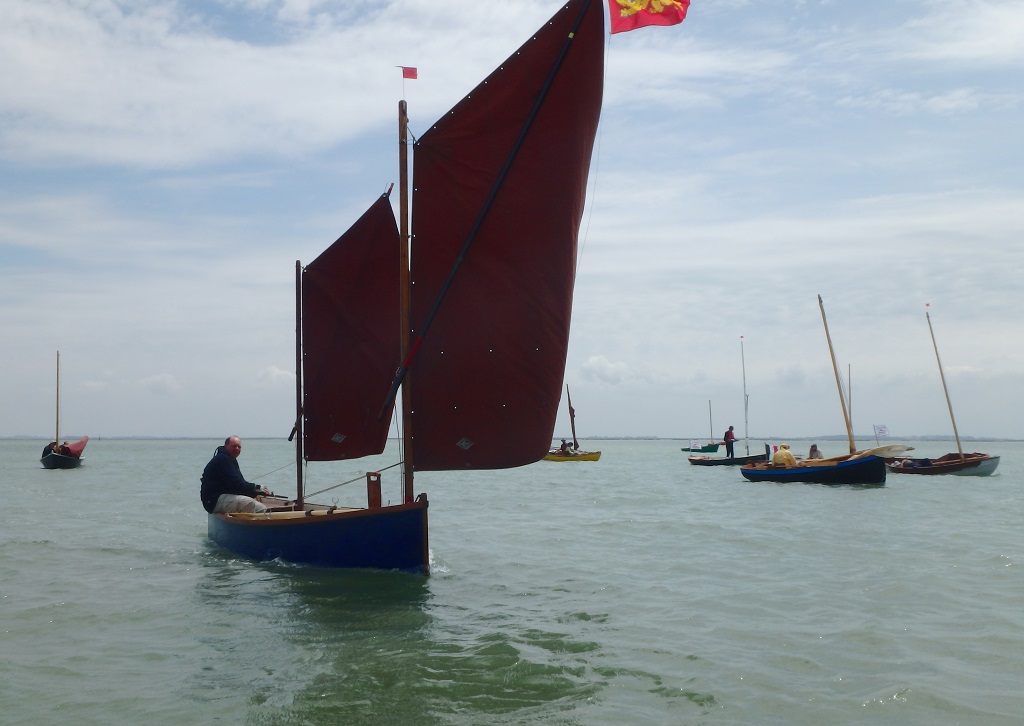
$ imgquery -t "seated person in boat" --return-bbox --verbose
[42,441,57,457]
[808,444,824,459]
[772,443,797,467]
[200,435,270,514]
[558,439,572,455]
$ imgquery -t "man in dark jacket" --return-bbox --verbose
[200,436,269,513]
[724,425,737,458]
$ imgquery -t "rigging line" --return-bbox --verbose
[252,460,296,481]
[577,19,611,265]
[304,460,403,499]
[393,395,405,470]
[378,0,595,418]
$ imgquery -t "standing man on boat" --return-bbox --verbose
[200,436,270,514]
[724,425,737,458]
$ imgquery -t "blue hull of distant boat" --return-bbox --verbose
[740,455,886,485]
[208,499,429,573]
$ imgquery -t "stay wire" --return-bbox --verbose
[249,456,403,499]
[304,460,403,500]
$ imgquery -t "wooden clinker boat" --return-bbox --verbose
[886,452,1000,477]
[741,297,909,487]
[545,386,602,462]
[741,452,887,485]
[689,452,767,467]
[544,450,602,462]
[207,0,607,571]
[40,351,88,470]
[886,306,1001,478]
[41,436,89,470]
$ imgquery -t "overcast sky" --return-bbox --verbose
[2,0,1022,443]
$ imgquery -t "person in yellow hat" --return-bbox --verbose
[772,443,797,466]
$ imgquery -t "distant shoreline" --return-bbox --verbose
[3,435,1019,443]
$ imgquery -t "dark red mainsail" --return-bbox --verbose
[407,0,605,471]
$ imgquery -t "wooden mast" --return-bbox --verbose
[294,260,304,508]
[707,400,713,443]
[54,350,60,446]
[926,305,964,460]
[818,295,856,455]
[398,99,414,503]
[567,385,579,449]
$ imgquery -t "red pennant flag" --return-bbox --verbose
[608,0,690,34]
[401,66,418,79]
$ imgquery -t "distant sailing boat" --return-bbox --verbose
[40,351,89,470]
[545,386,602,461]
[886,305,999,477]
[684,400,721,453]
[689,336,768,466]
[206,0,606,570]
[741,296,908,485]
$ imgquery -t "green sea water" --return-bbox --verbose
[2,437,1022,725]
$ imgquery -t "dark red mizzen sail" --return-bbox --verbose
[302,194,400,461]
[408,0,605,470]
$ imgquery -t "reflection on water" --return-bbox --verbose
[192,556,617,725]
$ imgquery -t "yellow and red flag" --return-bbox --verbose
[608,0,690,34]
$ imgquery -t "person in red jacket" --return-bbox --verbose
[724,425,736,458]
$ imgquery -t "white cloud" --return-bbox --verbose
[836,88,990,115]
[255,365,294,387]
[580,355,634,386]
[902,0,1024,65]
